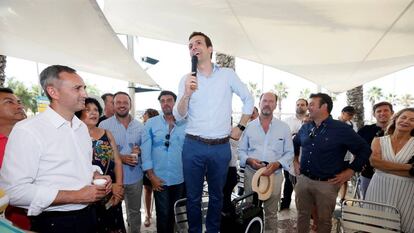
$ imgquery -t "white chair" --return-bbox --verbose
[337,199,401,233]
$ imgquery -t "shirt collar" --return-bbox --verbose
[44,106,82,129]
[311,115,332,127]
[0,133,7,139]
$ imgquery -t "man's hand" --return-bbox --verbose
[185,73,197,96]
[247,158,266,170]
[293,159,301,176]
[328,168,354,185]
[149,174,165,192]
[121,155,138,166]
[230,126,242,140]
[77,185,107,203]
[262,162,280,176]
[93,174,112,195]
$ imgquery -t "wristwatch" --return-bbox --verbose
[237,123,246,131]
[409,164,414,177]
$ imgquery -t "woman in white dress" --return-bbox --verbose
[365,107,414,233]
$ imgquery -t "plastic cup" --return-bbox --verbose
[93,178,107,186]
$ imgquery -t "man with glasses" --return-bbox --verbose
[142,91,187,233]
[293,93,371,233]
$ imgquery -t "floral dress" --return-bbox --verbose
[92,131,126,233]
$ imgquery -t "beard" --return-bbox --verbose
[116,111,129,118]
[261,107,272,116]
[296,108,306,115]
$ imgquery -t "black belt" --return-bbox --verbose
[302,172,332,181]
[186,134,229,145]
[32,205,93,218]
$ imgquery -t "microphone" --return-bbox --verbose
[190,55,198,90]
[191,55,198,76]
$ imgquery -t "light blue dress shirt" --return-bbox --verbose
[238,117,294,174]
[141,115,187,186]
[173,64,254,139]
[99,115,144,185]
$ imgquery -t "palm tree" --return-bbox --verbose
[346,86,364,129]
[215,52,235,70]
[248,81,261,101]
[0,55,6,87]
[385,93,398,104]
[366,87,383,107]
[272,82,288,113]
[398,94,414,108]
[299,88,311,99]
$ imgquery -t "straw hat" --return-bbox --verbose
[251,167,274,201]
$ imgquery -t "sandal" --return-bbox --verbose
[144,216,151,227]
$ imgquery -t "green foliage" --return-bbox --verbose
[5,77,39,114]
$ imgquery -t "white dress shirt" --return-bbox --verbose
[238,117,294,174]
[283,115,303,135]
[0,107,94,216]
[173,64,254,139]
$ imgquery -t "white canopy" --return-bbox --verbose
[0,0,157,86]
[103,0,414,92]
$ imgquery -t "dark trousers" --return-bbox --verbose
[154,183,186,233]
[281,170,294,209]
[182,137,231,233]
[222,166,238,214]
[30,206,97,233]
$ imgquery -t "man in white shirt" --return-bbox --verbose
[239,92,294,232]
[280,98,308,210]
[0,65,111,233]
[174,31,254,233]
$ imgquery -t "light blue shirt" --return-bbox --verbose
[99,115,144,185]
[141,115,187,186]
[173,64,254,139]
[238,117,294,174]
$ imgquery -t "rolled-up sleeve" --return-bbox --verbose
[0,127,59,216]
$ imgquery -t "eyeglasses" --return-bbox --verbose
[165,134,170,148]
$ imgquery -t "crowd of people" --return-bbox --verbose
[0,31,413,233]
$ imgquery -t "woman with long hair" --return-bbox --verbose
[365,107,414,233]
[76,97,125,233]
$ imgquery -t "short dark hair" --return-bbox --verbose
[39,65,77,101]
[259,93,278,102]
[0,87,14,94]
[342,106,356,115]
[158,90,177,102]
[101,93,114,103]
[297,98,308,106]
[113,91,131,103]
[144,108,159,119]
[189,31,213,48]
[75,97,103,119]
[309,93,333,113]
[372,101,393,113]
